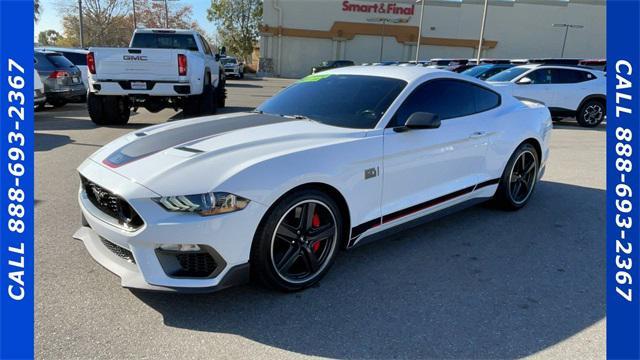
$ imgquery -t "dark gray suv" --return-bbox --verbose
[34,50,86,108]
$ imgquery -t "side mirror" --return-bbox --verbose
[395,112,441,132]
[215,54,220,62]
[518,77,532,85]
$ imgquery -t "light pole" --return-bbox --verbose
[367,17,409,62]
[78,0,84,48]
[132,0,137,29]
[476,0,489,64]
[553,23,584,58]
[415,0,426,62]
[152,0,178,28]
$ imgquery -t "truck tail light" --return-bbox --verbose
[87,52,96,74]
[48,70,70,79]
[178,54,187,76]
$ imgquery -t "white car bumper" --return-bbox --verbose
[74,160,267,292]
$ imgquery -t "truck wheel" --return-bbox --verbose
[183,95,200,117]
[217,75,226,108]
[87,93,108,125]
[239,71,244,79]
[102,96,130,125]
[199,83,217,115]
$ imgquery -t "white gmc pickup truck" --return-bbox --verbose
[86,28,226,125]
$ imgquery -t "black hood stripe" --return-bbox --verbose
[104,113,297,168]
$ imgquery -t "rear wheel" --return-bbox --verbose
[577,98,605,127]
[88,94,130,126]
[103,96,130,125]
[217,74,226,108]
[199,83,217,115]
[251,190,342,292]
[494,143,539,210]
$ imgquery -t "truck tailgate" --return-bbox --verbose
[92,48,181,81]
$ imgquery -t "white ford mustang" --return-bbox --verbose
[74,66,552,292]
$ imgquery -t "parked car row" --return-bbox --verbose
[310,57,606,127]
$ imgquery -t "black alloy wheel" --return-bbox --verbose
[494,143,539,210]
[271,200,338,284]
[508,150,538,205]
[251,190,342,292]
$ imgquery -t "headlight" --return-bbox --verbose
[154,192,250,216]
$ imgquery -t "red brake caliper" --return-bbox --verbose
[312,213,321,252]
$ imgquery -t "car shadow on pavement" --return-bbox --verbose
[133,180,604,359]
[225,82,263,89]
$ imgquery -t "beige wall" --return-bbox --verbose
[261,0,605,78]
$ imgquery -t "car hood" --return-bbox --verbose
[87,112,365,195]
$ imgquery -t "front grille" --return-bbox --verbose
[101,238,136,264]
[81,176,144,230]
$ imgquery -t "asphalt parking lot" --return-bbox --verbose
[35,76,605,359]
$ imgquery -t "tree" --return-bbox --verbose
[134,0,206,34]
[207,0,262,61]
[38,30,62,46]
[35,0,41,22]
[59,0,133,47]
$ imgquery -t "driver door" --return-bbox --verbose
[381,79,492,222]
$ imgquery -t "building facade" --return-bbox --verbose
[260,0,605,78]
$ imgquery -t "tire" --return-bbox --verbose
[183,95,200,117]
[494,143,539,211]
[251,189,343,292]
[87,93,108,125]
[577,98,606,127]
[217,74,226,108]
[239,71,244,79]
[199,83,217,115]
[103,96,131,125]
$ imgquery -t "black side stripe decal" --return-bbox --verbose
[349,178,500,244]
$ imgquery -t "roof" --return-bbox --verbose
[134,28,200,35]
[321,65,452,82]
[36,46,88,54]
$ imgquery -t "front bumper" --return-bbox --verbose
[75,160,267,292]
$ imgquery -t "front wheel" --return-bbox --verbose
[494,143,539,210]
[251,190,342,292]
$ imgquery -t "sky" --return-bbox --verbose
[35,0,216,41]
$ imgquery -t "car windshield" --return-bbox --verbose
[256,74,407,129]
[131,33,198,51]
[462,64,492,77]
[221,58,237,64]
[487,67,530,82]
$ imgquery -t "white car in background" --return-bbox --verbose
[74,67,551,293]
[487,64,606,127]
[220,56,244,79]
[37,46,89,87]
[34,68,46,109]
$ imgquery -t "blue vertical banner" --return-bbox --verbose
[0,0,35,359]
[607,0,640,359]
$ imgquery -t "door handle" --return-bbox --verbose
[469,131,488,139]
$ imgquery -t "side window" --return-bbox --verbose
[523,69,552,84]
[199,35,212,55]
[390,79,500,127]
[550,69,590,84]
